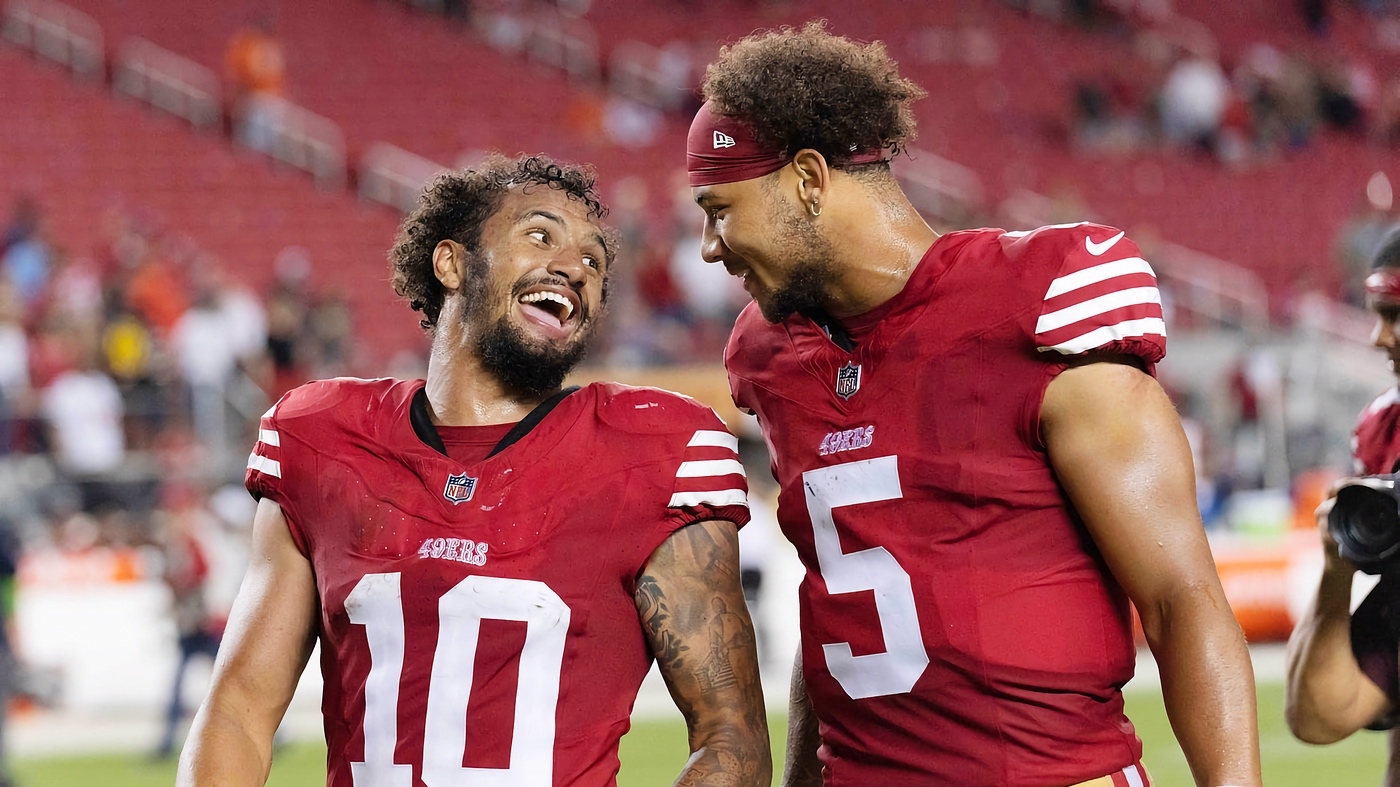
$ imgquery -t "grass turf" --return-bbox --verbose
[14,681,1388,785]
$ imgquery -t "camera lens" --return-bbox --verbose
[1331,483,1400,574]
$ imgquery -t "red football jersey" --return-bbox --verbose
[1353,386,1400,475]
[727,223,1165,786]
[245,378,750,787]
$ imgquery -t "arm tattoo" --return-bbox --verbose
[635,520,771,786]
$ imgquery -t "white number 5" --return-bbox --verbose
[803,456,929,699]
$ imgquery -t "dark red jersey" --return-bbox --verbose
[727,223,1165,786]
[1353,386,1400,476]
[245,378,749,787]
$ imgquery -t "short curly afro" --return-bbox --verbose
[389,153,614,331]
[700,20,926,168]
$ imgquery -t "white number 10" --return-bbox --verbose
[344,573,571,787]
[802,456,929,699]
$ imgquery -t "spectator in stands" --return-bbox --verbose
[153,488,222,760]
[1,197,50,313]
[40,330,127,517]
[0,282,30,455]
[1157,50,1231,153]
[226,15,287,154]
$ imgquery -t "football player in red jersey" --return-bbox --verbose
[1287,227,1400,786]
[685,22,1260,787]
[176,155,771,787]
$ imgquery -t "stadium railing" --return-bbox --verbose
[0,0,101,80]
[111,36,222,131]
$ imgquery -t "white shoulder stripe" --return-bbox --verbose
[687,430,739,451]
[669,489,748,508]
[676,459,746,478]
[258,428,280,447]
[1035,287,1161,333]
[262,404,277,418]
[247,452,282,479]
[1044,257,1155,299]
[1038,317,1167,355]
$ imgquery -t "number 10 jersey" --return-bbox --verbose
[726,224,1167,786]
[245,377,750,787]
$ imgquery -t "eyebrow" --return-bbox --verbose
[520,209,608,258]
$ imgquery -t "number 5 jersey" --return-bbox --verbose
[245,377,750,787]
[726,223,1167,786]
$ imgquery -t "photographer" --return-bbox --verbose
[1287,226,1400,785]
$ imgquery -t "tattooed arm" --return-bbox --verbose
[782,647,823,787]
[636,519,772,787]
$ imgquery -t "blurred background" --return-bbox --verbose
[3,0,1400,783]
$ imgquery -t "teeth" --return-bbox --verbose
[519,291,574,320]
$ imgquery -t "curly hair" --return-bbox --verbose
[389,153,614,330]
[700,20,926,169]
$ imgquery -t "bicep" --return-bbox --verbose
[1040,360,1218,607]
[202,498,319,736]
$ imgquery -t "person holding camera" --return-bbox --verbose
[1287,226,1400,785]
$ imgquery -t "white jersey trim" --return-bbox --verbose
[1043,257,1155,298]
[258,428,280,447]
[1037,317,1167,355]
[668,489,747,508]
[1035,287,1161,333]
[687,429,739,451]
[247,452,282,479]
[676,459,746,478]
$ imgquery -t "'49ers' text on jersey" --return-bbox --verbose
[245,378,749,787]
[727,223,1164,787]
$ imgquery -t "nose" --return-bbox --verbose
[1375,320,1397,350]
[700,220,728,264]
[546,249,589,286]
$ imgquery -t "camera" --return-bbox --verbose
[1329,474,1400,575]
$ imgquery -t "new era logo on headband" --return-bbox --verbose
[713,130,736,149]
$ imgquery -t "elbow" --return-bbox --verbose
[1285,705,1352,745]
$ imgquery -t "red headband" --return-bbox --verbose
[1367,270,1400,304]
[685,100,886,187]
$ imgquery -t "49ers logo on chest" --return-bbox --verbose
[443,472,477,504]
[835,361,862,400]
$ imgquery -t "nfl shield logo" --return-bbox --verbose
[835,362,862,400]
[443,473,477,504]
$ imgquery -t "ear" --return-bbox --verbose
[791,149,831,218]
[432,240,463,291]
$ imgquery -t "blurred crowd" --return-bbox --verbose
[1056,0,1400,165]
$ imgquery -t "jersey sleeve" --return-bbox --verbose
[243,396,311,556]
[1030,225,1166,367]
[663,420,751,531]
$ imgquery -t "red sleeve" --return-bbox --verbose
[243,398,311,557]
[663,418,751,531]
[1031,225,1166,368]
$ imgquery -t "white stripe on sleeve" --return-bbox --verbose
[687,429,740,451]
[1038,317,1167,355]
[258,428,281,447]
[676,459,747,478]
[1035,286,1161,333]
[668,489,748,508]
[247,452,282,479]
[1043,257,1155,298]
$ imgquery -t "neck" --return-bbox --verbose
[423,324,551,427]
[820,190,939,320]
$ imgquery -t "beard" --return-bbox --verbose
[754,206,841,324]
[459,254,597,398]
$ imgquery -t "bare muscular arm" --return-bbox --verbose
[176,499,319,787]
[635,519,771,787]
[1041,359,1261,787]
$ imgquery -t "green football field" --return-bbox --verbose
[14,681,1388,786]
